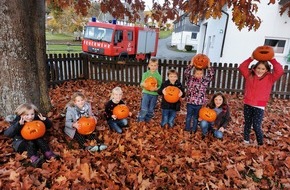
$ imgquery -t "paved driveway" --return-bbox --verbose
[156,36,195,62]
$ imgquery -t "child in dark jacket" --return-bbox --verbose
[239,56,284,146]
[104,87,132,133]
[4,103,58,167]
[199,92,231,139]
[157,69,185,128]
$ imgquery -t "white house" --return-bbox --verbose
[171,13,200,51]
[196,1,290,66]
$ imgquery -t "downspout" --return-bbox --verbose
[220,10,229,57]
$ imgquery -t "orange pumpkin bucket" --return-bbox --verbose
[199,107,217,122]
[252,45,274,61]
[21,120,46,140]
[191,54,210,69]
[77,116,96,135]
[113,104,130,119]
[143,76,158,91]
[164,86,180,103]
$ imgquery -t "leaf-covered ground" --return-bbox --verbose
[0,80,289,189]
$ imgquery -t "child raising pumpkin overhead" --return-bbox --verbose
[104,87,132,134]
[184,54,215,133]
[239,48,284,146]
[137,58,162,124]
[4,103,59,167]
[157,69,185,128]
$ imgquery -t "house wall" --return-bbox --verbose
[197,2,290,65]
[197,14,227,63]
[171,15,200,50]
[171,31,198,50]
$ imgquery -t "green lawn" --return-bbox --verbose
[159,30,172,39]
[46,32,75,41]
[46,44,82,54]
[46,31,82,54]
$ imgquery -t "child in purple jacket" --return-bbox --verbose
[184,61,215,133]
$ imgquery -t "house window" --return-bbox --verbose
[191,33,197,39]
[264,38,286,54]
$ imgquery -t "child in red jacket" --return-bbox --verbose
[238,56,284,146]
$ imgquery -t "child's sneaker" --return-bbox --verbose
[87,144,107,152]
[31,155,45,168]
[99,144,108,151]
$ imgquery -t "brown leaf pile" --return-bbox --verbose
[0,80,289,189]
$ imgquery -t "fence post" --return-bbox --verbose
[81,53,89,79]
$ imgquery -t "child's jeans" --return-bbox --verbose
[200,120,223,139]
[108,118,128,134]
[161,109,177,128]
[243,104,264,145]
[185,104,202,132]
[138,93,158,122]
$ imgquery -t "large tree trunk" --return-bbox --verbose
[0,0,51,117]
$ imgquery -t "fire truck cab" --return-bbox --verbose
[82,19,159,61]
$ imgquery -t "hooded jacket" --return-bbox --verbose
[238,58,284,107]
[64,102,93,139]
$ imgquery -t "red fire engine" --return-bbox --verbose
[82,19,159,61]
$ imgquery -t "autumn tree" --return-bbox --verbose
[0,0,91,117]
[46,1,101,34]
[0,0,50,117]
[47,7,86,33]
[99,0,290,31]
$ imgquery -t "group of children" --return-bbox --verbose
[4,54,283,167]
[136,56,283,146]
[137,57,229,140]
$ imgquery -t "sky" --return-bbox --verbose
[145,0,165,11]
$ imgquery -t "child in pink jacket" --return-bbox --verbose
[238,56,284,146]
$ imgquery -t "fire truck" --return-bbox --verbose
[82,19,159,61]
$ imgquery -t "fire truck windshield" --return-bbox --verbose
[84,26,113,42]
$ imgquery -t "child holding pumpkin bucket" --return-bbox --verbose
[64,92,107,152]
[239,47,284,146]
[157,69,185,128]
[137,58,162,124]
[199,92,231,140]
[184,54,215,133]
[4,103,59,167]
[104,87,132,133]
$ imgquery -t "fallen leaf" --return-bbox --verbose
[254,168,263,179]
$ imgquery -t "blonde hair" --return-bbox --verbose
[66,92,86,107]
[14,103,39,116]
[110,87,123,99]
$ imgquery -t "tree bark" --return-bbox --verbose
[0,0,51,117]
